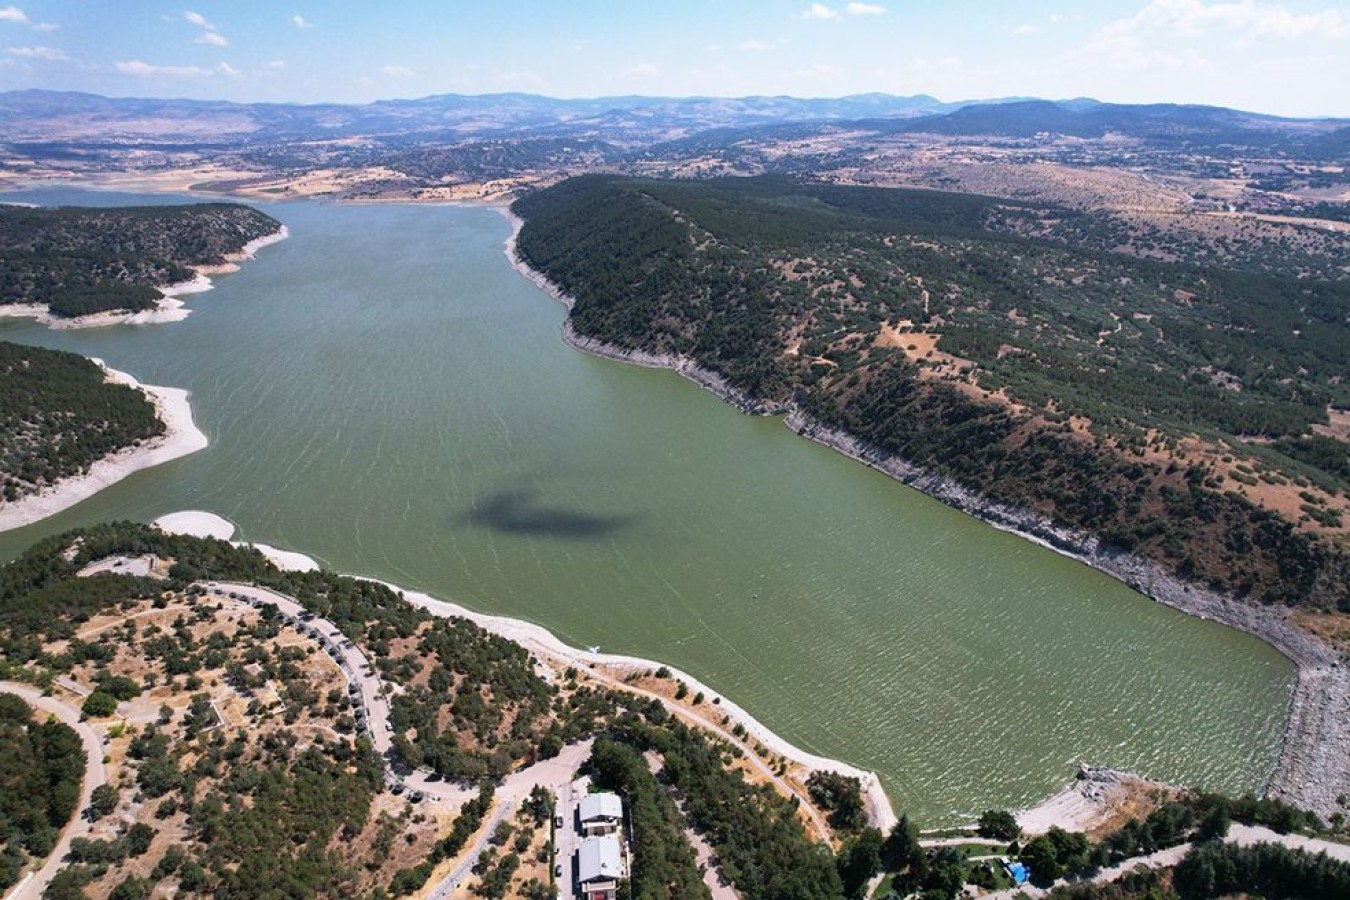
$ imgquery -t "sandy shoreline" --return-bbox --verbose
[151,511,319,573]
[0,224,288,330]
[151,508,897,832]
[0,363,208,533]
[503,207,1349,821]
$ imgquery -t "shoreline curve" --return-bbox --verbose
[151,508,897,833]
[0,362,208,534]
[500,206,1350,820]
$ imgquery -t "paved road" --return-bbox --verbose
[208,584,411,774]
[427,739,595,899]
[428,799,513,900]
[1228,823,1350,862]
[919,836,1007,848]
[0,682,107,900]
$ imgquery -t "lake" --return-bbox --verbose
[0,189,1293,823]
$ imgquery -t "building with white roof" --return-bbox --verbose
[577,835,623,899]
[578,791,624,836]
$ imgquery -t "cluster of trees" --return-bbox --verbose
[513,175,1350,607]
[1173,840,1350,899]
[0,342,164,503]
[191,746,383,897]
[587,737,711,900]
[0,523,442,898]
[0,202,281,317]
[650,723,844,899]
[2,520,577,781]
[1046,836,1350,899]
[805,771,867,832]
[387,616,555,781]
[0,695,83,890]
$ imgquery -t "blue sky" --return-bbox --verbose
[1,1,1348,116]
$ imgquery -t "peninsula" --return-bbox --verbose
[0,202,285,328]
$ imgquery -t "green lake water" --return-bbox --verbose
[0,190,1293,823]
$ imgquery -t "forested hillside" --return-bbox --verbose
[0,341,163,504]
[0,203,279,317]
[0,523,857,899]
[513,175,1350,607]
[0,695,83,892]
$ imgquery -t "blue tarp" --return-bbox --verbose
[1006,862,1029,885]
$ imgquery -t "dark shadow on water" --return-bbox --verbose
[465,488,637,539]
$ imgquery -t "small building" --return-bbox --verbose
[578,792,624,836]
[1001,858,1030,886]
[577,835,623,899]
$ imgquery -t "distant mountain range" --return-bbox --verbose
[0,89,959,144]
[1,89,1346,158]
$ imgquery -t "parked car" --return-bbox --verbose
[554,863,562,878]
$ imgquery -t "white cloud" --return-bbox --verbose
[116,59,210,77]
[628,62,659,77]
[32,21,56,31]
[197,30,228,46]
[183,10,213,29]
[0,6,27,23]
[1011,24,1041,35]
[801,4,840,20]
[381,64,415,77]
[846,2,886,14]
[115,59,243,79]
[739,39,778,51]
[266,59,286,69]
[6,44,65,60]
[290,14,311,28]
[1068,0,1346,82]
[797,62,842,77]
[1109,0,1348,42]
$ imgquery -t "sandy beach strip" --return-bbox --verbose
[0,364,208,534]
[151,511,319,573]
[150,508,896,831]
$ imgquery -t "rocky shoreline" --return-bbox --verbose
[503,207,1349,821]
[783,412,1349,819]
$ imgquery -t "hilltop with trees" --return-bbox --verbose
[0,342,164,505]
[0,202,280,317]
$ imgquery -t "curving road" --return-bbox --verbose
[211,582,602,899]
[980,825,1350,899]
[0,682,107,900]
